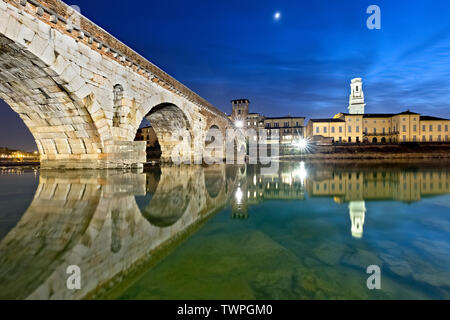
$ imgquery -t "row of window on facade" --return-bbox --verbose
[265,122,302,128]
[314,181,449,192]
[329,136,449,143]
[316,124,449,134]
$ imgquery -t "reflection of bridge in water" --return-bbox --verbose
[0,165,240,300]
[1,162,449,299]
[233,162,450,238]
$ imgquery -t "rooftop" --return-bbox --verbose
[420,115,449,121]
[310,118,345,123]
[231,99,250,104]
[264,116,305,120]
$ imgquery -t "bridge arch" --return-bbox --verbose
[135,95,196,162]
[0,34,110,168]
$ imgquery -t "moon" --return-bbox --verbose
[274,11,281,21]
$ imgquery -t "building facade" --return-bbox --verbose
[263,117,305,144]
[306,78,450,143]
[229,99,306,145]
[135,126,159,148]
[135,126,161,160]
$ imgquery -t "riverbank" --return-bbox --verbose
[280,143,450,161]
[0,162,39,167]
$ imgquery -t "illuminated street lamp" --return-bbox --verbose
[235,120,244,129]
[294,138,308,151]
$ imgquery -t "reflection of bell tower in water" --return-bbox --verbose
[349,201,366,238]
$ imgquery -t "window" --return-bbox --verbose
[382,128,385,134]
[422,125,426,132]
[348,126,352,133]
[316,127,319,134]
[422,135,426,142]
[364,128,368,134]
[324,127,327,133]
[356,126,360,133]
[429,125,433,132]
[374,128,377,134]
[348,137,352,142]
[445,125,449,132]
[331,127,335,133]
[413,125,417,132]
[413,136,416,142]
[275,122,279,127]
[339,126,343,133]
[402,125,406,132]
[438,125,442,132]
[438,135,441,142]
[403,135,406,142]
[284,122,289,127]
[430,135,433,141]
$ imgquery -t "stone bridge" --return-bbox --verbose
[0,165,240,299]
[0,0,231,168]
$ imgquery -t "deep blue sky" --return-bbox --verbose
[2,0,450,151]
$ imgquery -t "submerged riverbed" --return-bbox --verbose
[0,162,449,299]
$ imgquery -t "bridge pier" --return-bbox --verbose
[40,140,146,169]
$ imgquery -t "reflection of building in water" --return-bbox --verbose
[349,201,366,238]
[231,184,248,219]
[232,163,450,238]
[231,166,248,219]
[307,167,450,238]
[231,163,308,219]
[307,169,450,203]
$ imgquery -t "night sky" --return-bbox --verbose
[1,0,450,151]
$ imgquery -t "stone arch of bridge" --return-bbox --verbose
[0,34,107,168]
[134,96,195,162]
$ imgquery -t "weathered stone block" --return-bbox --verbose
[5,16,21,41]
[40,45,56,66]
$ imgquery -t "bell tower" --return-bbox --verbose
[348,78,366,114]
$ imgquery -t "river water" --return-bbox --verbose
[0,161,449,300]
